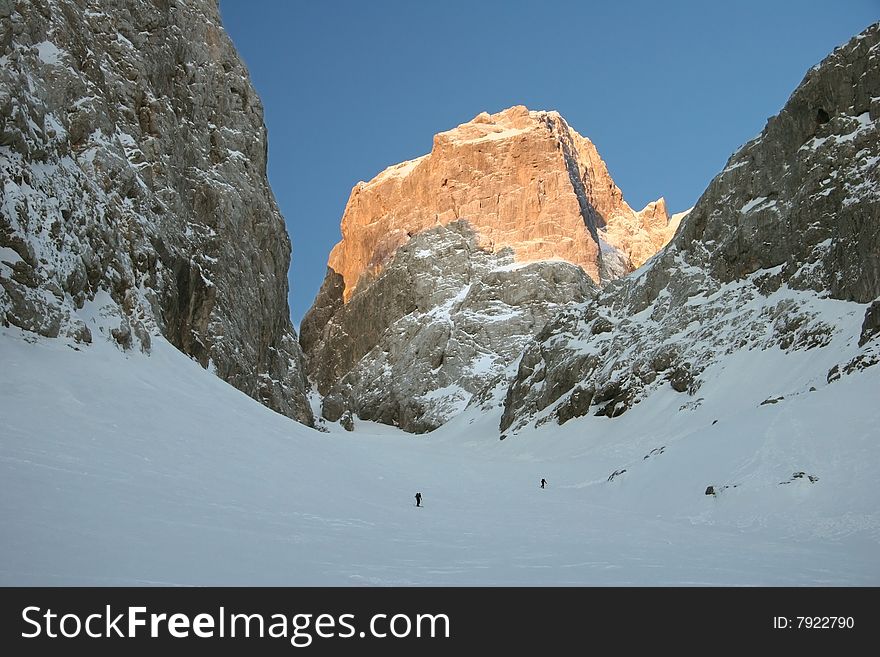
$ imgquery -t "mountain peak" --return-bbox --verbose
[301,106,679,431]
[327,105,676,303]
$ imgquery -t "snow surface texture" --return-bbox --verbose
[1,326,877,585]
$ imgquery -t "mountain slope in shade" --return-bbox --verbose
[312,221,596,432]
[500,22,880,433]
[0,0,312,423]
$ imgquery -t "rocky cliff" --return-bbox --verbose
[302,106,678,431]
[311,221,595,432]
[0,0,313,424]
[499,23,880,433]
[322,105,673,301]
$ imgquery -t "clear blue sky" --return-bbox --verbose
[218,0,878,327]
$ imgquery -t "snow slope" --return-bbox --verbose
[1,325,878,585]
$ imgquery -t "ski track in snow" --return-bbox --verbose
[0,329,878,586]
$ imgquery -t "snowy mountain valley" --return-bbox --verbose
[2,326,877,584]
[1,1,878,586]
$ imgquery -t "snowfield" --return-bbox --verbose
[1,324,878,586]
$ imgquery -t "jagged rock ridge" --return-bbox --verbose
[498,23,880,433]
[0,0,313,424]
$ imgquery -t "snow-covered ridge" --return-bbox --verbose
[499,22,880,433]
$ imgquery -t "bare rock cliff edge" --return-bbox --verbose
[0,0,313,424]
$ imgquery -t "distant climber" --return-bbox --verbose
[540,478,547,489]
[415,492,422,507]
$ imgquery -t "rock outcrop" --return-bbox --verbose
[0,0,313,424]
[302,106,678,431]
[309,221,595,432]
[499,22,880,433]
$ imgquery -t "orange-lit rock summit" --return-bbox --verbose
[327,105,677,301]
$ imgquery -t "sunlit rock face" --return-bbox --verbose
[324,105,676,301]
